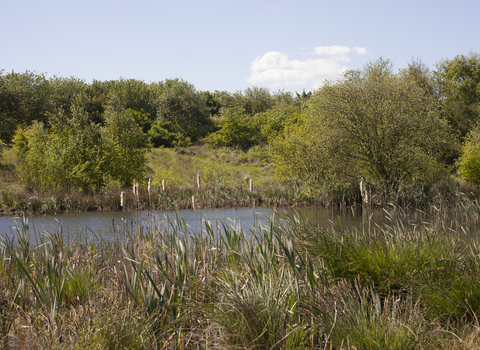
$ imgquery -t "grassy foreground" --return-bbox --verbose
[1,209,480,349]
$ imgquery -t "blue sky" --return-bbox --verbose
[1,0,479,93]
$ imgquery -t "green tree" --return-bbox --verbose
[0,70,52,143]
[274,59,458,195]
[148,118,178,147]
[101,101,148,187]
[49,76,87,113]
[203,107,254,149]
[232,86,274,116]
[13,122,63,190]
[13,98,147,191]
[273,118,340,186]
[108,78,157,131]
[252,103,304,144]
[456,124,480,185]
[154,79,213,143]
[403,58,437,97]
[436,52,480,138]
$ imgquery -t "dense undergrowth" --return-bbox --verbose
[1,207,480,349]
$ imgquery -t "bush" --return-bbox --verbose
[204,107,255,149]
[13,100,147,191]
[457,124,480,185]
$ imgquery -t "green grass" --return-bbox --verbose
[146,145,273,188]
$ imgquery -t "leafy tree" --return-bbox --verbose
[49,76,87,113]
[252,103,304,144]
[83,79,110,124]
[273,118,340,187]
[210,90,236,110]
[109,78,156,123]
[456,124,480,185]
[13,98,147,191]
[203,107,254,149]
[148,118,178,147]
[154,78,213,143]
[274,59,458,195]
[436,52,480,138]
[0,70,51,143]
[200,90,222,117]
[232,86,274,116]
[101,100,148,187]
[51,104,105,191]
[403,58,437,97]
[13,122,54,189]
[272,90,295,106]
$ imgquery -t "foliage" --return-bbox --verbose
[403,57,437,96]
[203,107,255,149]
[13,99,147,191]
[49,76,87,114]
[274,59,458,196]
[154,78,213,142]
[457,124,480,185]
[100,101,148,187]
[253,103,304,143]
[0,70,51,144]
[232,86,274,115]
[272,118,341,188]
[436,51,480,138]
[147,118,179,147]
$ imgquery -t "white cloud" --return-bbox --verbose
[314,45,351,62]
[354,47,367,55]
[246,45,368,89]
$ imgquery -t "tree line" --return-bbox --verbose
[1,52,480,198]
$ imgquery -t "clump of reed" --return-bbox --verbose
[1,209,480,348]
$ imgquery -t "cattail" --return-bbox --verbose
[249,178,253,192]
[162,179,166,192]
[197,174,201,189]
[192,195,195,210]
[360,178,369,205]
[120,191,126,207]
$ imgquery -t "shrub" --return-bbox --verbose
[457,124,480,185]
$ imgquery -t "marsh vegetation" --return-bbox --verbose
[1,208,480,349]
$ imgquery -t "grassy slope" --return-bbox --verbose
[146,145,274,188]
[0,148,21,192]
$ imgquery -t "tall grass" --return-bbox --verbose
[1,208,480,348]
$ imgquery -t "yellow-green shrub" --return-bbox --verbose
[457,125,480,185]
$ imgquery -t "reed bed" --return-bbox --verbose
[0,181,324,216]
[0,208,480,349]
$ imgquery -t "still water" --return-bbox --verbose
[0,206,415,243]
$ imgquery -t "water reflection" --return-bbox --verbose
[0,206,433,243]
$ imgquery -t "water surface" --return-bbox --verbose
[0,206,421,243]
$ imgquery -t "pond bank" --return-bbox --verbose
[0,181,362,216]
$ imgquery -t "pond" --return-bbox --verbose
[0,206,427,243]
